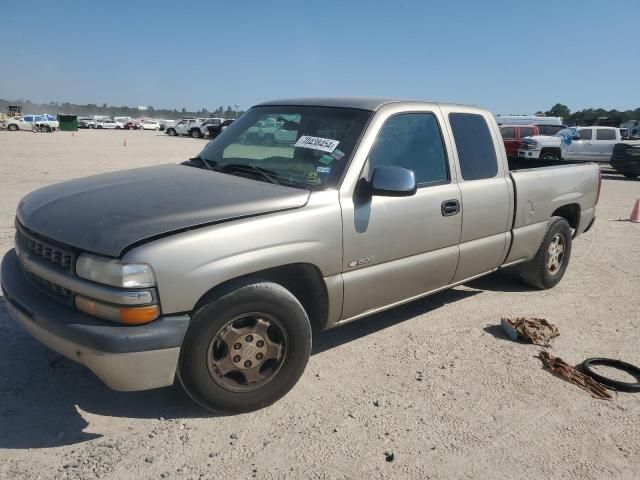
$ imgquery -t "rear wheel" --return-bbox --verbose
[190,129,202,139]
[519,216,572,289]
[178,280,312,414]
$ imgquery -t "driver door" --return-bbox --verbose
[340,109,462,320]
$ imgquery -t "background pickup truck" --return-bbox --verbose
[519,126,622,162]
[1,98,600,414]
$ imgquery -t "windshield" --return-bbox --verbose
[196,106,371,190]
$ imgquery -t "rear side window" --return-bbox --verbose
[596,128,616,140]
[520,127,535,138]
[369,113,449,186]
[449,113,498,180]
[500,127,515,139]
[578,129,592,140]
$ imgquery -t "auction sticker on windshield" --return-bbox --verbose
[294,136,340,153]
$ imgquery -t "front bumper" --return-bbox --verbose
[1,249,190,391]
[518,149,541,160]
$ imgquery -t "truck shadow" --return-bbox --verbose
[0,271,522,449]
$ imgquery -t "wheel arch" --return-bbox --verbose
[540,146,562,159]
[551,203,581,233]
[192,263,330,333]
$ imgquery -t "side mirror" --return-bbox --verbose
[370,165,417,197]
[573,135,580,141]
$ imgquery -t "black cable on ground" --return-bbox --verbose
[581,358,640,392]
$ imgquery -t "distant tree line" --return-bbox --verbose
[0,98,245,120]
[539,103,640,126]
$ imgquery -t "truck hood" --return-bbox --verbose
[525,135,562,144]
[17,164,310,257]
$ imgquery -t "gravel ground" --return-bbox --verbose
[1,129,639,480]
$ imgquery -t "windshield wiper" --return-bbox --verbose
[220,163,281,185]
[186,156,216,170]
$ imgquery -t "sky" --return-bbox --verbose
[2,0,639,115]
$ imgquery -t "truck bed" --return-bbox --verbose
[503,160,599,265]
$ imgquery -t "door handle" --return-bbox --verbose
[441,199,460,216]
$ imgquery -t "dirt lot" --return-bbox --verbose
[1,129,639,480]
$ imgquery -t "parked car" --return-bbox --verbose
[206,119,235,139]
[610,142,640,179]
[519,126,623,162]
[500,125,540,158]
[3,114,59,131]
[1,98,600,414]
[165,118,205,137]
[142,120,161,131]
[96,119,124,129]
[78,117,96,129]
[123,121,140,130]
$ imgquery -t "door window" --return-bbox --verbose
[596,128,616,140]
[500,127,515,139]
[577,129,592,140]
[368,113,449,186]
[519,127,535,138]
[449,113,498,180]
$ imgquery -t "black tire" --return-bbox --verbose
[263,134,276,147]
[167,128,176,136]
[8,124,18,131]
[178,279,312,414]
[519,216,572,289]
[540,150,560,161]
[190,129,202,139]
[97,125,103,129]
[581,358,640,392]
[623,172,639,179]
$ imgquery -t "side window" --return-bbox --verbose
[520,127,534,138]
[596,128,616,140]
[23,116,33,122]
[577,129,592,140]
[500,127,515,139]
[368,113,449,186]
[449,113,498,181]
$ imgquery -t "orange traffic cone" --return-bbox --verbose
[631,199,640,223]
[123,137,127,147]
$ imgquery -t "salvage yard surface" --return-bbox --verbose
[1,129,639,480]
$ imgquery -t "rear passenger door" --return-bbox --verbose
[592,128,617,162]
[441,108,512,282]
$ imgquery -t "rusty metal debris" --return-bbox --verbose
[501,317,559,347]
[537,351,612,400]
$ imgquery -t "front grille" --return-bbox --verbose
[15,224,75,272]
[26,270,72,299]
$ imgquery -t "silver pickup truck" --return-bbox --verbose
[1,98,600,413]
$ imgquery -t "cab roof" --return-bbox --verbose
[255,97,477,112]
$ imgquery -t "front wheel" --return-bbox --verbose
[178,280,312,414]
[540,150,560,161]
[7,124,18,131]
[519,216,572,289]
[190,129,202,139]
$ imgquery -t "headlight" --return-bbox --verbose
[76,253,156,288]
